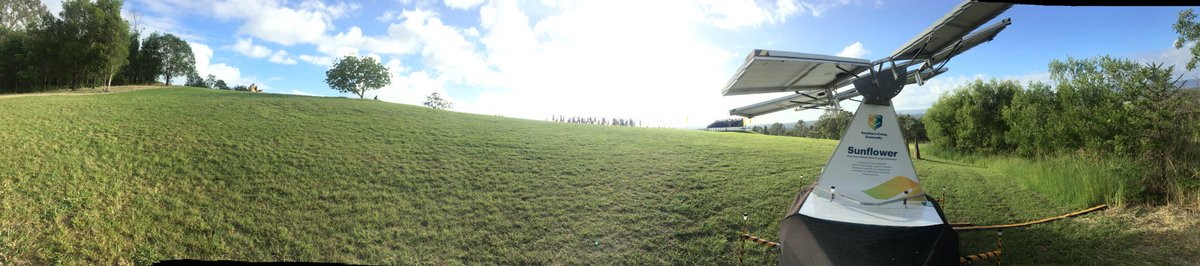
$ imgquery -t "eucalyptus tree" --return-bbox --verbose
[0,0,50,31]
[324,55,391,99]
[154,33,194,85]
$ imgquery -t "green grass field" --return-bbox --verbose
[0,87,1195,265]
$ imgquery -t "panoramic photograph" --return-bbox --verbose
[1,0,1198,265]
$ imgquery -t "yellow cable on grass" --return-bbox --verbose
[953,204,1107,231]
[740,233,779,248]
[959,250,1002,265]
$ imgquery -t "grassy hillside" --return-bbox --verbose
[0,87,1194,265]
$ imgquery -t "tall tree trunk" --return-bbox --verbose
[914,138,922,160]
[106,71,114,92]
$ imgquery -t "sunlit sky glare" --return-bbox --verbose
[40,0,1198,127]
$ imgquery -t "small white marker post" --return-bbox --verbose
[829,186,836,202]
[942,187,948,205]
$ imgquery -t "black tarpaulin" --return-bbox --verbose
[778,187,959,266]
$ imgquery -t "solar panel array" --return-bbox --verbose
[721,1,1013,118]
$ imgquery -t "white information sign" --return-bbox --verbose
[797,103,944,227]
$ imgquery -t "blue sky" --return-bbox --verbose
[40,0,1198,126]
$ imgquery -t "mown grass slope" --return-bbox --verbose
[0,87,1194,265]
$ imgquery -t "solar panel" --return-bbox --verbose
[722,1,1012,117]
[728,67,950,118]
[924,18,1011,66]
[729,92,832,118]
[890,1,1012,60]
[721,50,871,96]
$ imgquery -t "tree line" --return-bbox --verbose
[551,115,642,127]
[184,72,255,91]
[0,0,239,93]
[924,56,1199,202]
[749,111,928,142]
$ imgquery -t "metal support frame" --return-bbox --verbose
[909,36,933,86]
[933,40,964,74]
[835,65,863,80]
[795,91,822,101]
[853,59,908,106]
[825,85,840,115]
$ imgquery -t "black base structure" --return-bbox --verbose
[778,187,960,266]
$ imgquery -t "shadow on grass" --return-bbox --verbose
[958,225,1125,265]
[956,209,1200,266]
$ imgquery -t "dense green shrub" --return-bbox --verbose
[924,79,1019,153]
[926,56,1200,204]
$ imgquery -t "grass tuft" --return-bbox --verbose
[988,155,1139,208]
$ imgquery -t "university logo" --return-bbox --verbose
[867,114,883,130]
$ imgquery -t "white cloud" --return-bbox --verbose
[836,41,870,59]
[699,0,781,30]
[384,58,406,73]
[219,2,330,45]
[800,0,852,17]
[190,42,269,90]
[269,50,298,65]
[410,1,742,126]
[231,38,273,58]
[697,0,850,30]
[1133,42,1200,80]
[230,38,297,64]
[121,4,204,41]
[298,0,360,19]
[444,0,486,10]
[298,54,334,66]
[129,0,360,45]
[316,25,419,60]
[370,71,449,104]
[402,8,497,86]
[377,10,398,21]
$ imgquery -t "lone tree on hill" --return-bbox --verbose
[148,33,194,85]
[423,92,453,109]
[324,55,391,99]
